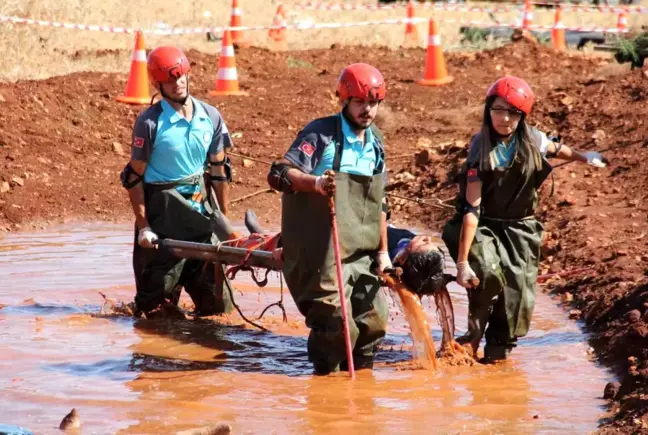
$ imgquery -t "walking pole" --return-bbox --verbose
[328,194,356,380]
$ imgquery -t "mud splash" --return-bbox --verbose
[0,223,615,434]
[381,274,438,371]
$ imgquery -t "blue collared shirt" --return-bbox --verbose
[310,113,382,176]
[130,97,233,213]
[143,98,217,183]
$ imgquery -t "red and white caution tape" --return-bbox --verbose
[292,1,521,13]
[291,1,400,11]
[470,20,628,33]
[0,14,629,35]
[0,15,422,34]
[530,24,627,32]
[530,1,647,13]
[0,15,459,35]
[291,0,648,14]
[0,15,139,34]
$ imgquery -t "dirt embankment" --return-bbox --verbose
[1,39,647,432]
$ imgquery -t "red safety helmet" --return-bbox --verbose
[147,46,191,83]
[486,76,535,115]
[336,63,386,103]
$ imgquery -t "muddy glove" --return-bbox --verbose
[457,261,480,289]
[138,226,158,248]
[376,250,393,273]
[583,151,608,168]
[314,170,336,196]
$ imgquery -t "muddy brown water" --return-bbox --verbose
[0,224,613,434]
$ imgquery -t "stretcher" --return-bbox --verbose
[156,233,282,287]
[156,234,468,365]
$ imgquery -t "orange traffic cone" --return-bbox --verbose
[209,30,248,96]
[417,19,453,86]
[268,4,288,50]
[230,0,249,48]
[522,0,533,30]
[404,0,419,47]
[617,12,628,33]
[115,31,150,105]
[551,7,566,51]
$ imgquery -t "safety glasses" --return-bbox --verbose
[490,106,523,118]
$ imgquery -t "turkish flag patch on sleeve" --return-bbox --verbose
[466,168,480,182]
[133,137,145,148]
[298,141,315,157]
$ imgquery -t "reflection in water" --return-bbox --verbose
[0,224,614,434]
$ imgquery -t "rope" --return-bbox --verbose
[257,273,288,322]
[222,263,270,332]
[386,192,455,210]
[228,152,273,166]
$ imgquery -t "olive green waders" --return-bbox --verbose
[133,174,233,315]
[282,171,388,374]
[442,143,551,361]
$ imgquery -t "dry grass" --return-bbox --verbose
[0,0,644,82]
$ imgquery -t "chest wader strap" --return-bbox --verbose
[333,115,344,172]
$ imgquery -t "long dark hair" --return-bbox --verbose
[402,250,446,296]
[477,95,542,175]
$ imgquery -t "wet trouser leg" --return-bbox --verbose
[298,255,388,373]
[483,220,542,360]
[483,292,517,361]
[452,228,507,356]
[344,255,389,369]
[133,229,232,315]
[444,215,542,361]
[133,230,185,313]
[179,258,233,316]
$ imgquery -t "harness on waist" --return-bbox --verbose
[144,173,207,212]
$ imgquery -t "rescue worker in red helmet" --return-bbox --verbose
[267,63,391,374]
[120,46,235,318]
[442,76,608,363]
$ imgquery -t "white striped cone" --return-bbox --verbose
[417,18,453,86]
[209,29,248,96]
[115,31,150,105]
[617,12,628,32]
[230,0,249,46]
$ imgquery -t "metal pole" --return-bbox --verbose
[328,195,355,380]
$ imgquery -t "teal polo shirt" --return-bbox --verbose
[311,114,381,176]
[284,113,384,177]
[143,98,216,183]
[130,97,233,212]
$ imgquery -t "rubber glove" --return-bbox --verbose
[376,250,393,272]
[138,226,158,248]
[457,261,480,289]
[583,151,608,168]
